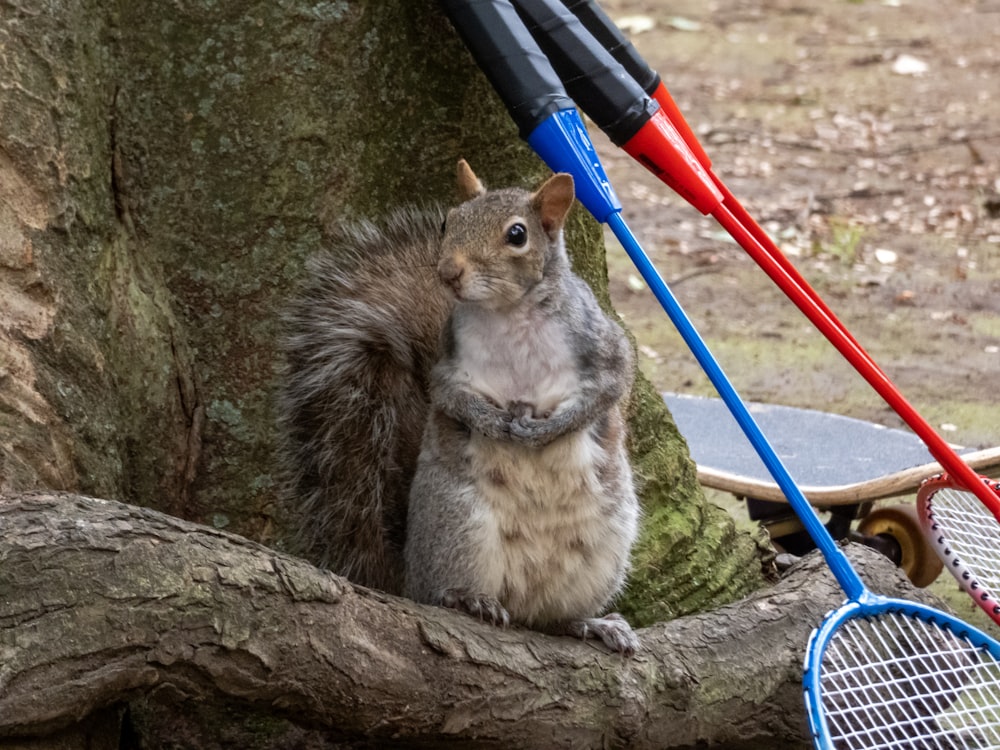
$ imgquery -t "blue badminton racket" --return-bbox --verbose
[441,1,1000,746]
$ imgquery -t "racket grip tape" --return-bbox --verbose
[560,0,660,93]
[440,0,573,139]
[511,0,657,146]
[441,0,621,221]
[558,0,713,168]
[510,0,720,213]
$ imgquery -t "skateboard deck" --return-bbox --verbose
[663,392,1000,506]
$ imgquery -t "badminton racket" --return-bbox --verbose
[442,2,1000,746]
[518,0,1000,521]
[918,473,1000,627]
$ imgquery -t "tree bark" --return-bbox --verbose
[0,492,941,750]
[0,0,769,624]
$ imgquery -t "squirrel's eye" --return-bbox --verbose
[505,223,527,247]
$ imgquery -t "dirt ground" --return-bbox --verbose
[594,0,1000,623]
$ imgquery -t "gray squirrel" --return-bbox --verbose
[279,160,640,654]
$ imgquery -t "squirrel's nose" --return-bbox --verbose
[438,256,465,292]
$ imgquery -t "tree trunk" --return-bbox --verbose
[0,491,942,750]
[0,0,768,623]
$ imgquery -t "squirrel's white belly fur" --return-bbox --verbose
[465,431,636,625]
[455,308,637,625]
[453,303,577,413]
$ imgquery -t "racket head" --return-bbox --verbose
[804,594,1000,749]
[917,473,1000,627]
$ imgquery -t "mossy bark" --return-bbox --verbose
[0,0,766,633]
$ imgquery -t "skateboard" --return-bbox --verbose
[663,392,1000,586]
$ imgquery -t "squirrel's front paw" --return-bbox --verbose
[466,400,514,440]
[506,400,536,421]
[508,417,545,447]
[439,588,510,628]
[505,402,542,445]
[509,413,564,448]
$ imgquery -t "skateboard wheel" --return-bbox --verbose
[856,503,944,588]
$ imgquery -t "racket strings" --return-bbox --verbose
[929,487,1000,592]
[820,611,1000,749]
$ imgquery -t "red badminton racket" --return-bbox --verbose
[918,474,1000,626]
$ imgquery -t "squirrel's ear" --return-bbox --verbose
[456,159,486,201]
[531,173,575,236]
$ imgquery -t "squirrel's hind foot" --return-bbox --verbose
[563,613,639,656]
[439,588,510,629]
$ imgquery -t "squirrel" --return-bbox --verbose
[279,160,640,654]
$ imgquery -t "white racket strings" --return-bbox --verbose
[819,611,1000,749]
[929,487,1000,593]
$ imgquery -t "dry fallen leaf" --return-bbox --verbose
[874,248,898,265]
[615,14,656,35]
[627,274,646,292]
[892,54,929,76]
[639,344,660,360]
[667,16,702,32]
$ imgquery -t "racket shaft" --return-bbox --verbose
[607,211,864,598]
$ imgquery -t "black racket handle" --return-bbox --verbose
[440,0,573,139]
[559,0,660,95]
[511,0,657,146]
[560,0,713,168]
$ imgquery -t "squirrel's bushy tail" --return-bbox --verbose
[278,207,451,593]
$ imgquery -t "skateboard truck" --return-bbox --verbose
[747,499,863,553]
[747,498,905,572]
